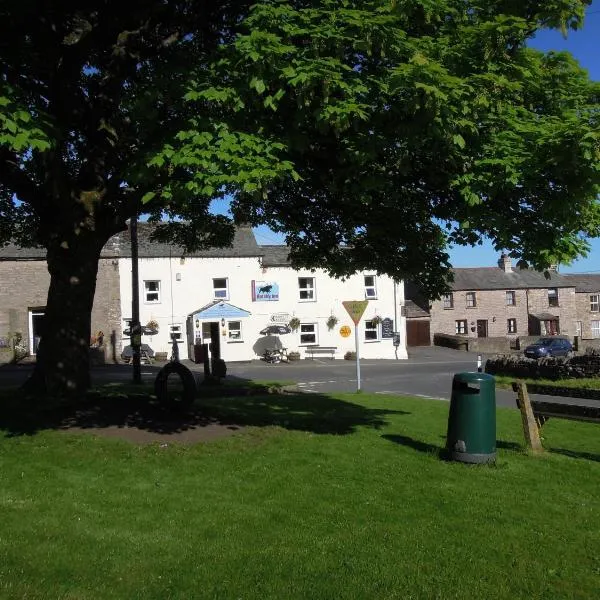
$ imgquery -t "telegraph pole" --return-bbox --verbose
[130,215,142,383]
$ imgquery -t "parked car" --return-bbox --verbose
[523,337,573,359]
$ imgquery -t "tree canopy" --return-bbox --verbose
[1,0,599,394]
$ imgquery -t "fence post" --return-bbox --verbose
[513,381,544,453]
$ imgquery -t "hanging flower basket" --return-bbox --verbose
[288,317,301,332]
[370,315,383,326]
[146,319,159,335]
[326,315,339,331]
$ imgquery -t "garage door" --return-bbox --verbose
[407,320,431,346]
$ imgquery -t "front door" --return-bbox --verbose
[476,320,488,338]
[28,310,45,354]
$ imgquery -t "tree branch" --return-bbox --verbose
[0,148,44,210]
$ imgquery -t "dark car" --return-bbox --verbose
[523,337,573,359]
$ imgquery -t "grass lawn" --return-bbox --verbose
[1,389,599,599]
[492,374,600,391]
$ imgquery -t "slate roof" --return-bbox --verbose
[450,267,572,291]
[260,245,291,267]
[561,274,600,293]
[0,224,260,260]
[116,223,260,258]
[405,299,430,318]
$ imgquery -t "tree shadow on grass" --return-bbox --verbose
[0,378,410,439]
[382,434,443,457]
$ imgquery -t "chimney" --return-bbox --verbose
[498,253,512,273]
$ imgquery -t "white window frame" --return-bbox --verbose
[364,320,380,342]
[506,291,516,306]
[507,318,517,334]
[455,320,467,335]
[364,274,377,299]
[466,292,477,308]
[143,280,161,304]
[548,288,559,307]
[442,293,454,309]
[227,320,243,342]
[590,294,599,312]
[298,277,316,302]
[299,322,318,345]
[169,323,183,343]
[591,320,600,338]
[213,277,229,300]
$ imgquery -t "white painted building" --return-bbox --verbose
[117,225,408,361]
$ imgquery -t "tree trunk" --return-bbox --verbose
[23,232,107,398]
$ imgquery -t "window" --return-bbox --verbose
[213,278,229,299]
[298,277,316,301]
[299,323,317,345]
[227,321,242,341]
[364,275,377,299]
[590,294,599,312]
[442,293,454,309]
[455,320,467,335]
[592,320,600,338]
[466,292,477,308]
[548,288,559,307]
[364,320,380,341]
[507,318,517,334]
[506,291,516,306]
[144,280,160,303]
[169,323,182,342]
[575,321,582,337]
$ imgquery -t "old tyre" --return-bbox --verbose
[154,361,197,411]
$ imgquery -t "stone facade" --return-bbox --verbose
[430,288,530,341]
[0,256,122,360]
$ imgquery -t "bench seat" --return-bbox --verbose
[305,346,337,360]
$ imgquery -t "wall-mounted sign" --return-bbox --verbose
[381,318,394,339]
[339,325,352,338]
[270,313,290,323]
[342,300,369,325]
[252,280,280,301]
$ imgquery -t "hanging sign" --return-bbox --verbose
[342,300,369,325]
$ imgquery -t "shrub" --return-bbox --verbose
[287,351,301,361]
[344,351,356,360]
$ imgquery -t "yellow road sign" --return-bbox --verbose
[342,300,369,325]
[339,325,352,338]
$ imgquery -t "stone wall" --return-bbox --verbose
[485,351,600,380]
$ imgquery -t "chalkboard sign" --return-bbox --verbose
[381,318,394,339]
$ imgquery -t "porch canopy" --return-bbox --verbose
[189,300,251,322]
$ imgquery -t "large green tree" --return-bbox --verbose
[1,1,599,396]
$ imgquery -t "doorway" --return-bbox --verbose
[28,309,45,355]
[476,320,488,338]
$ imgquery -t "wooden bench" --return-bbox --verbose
[512,381,600,453]
[305,346,337,360]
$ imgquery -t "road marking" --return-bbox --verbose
[376,390,448,401]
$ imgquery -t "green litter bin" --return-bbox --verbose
[446,372,496,464]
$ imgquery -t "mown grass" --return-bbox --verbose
[1,390,599,599]
[493,374,600,390]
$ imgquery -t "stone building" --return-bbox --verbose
[0,240,122,358]
[409,254,582,348]
[562,274,600,341]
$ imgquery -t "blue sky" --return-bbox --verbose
[251,3,600,271]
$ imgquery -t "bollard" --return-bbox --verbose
[477,354,482,372]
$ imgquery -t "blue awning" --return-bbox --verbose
[189,301,251,320]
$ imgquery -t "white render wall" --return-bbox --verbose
[118,255,408,361]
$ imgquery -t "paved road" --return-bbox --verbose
[1,346,596,410]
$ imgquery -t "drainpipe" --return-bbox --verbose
[130,215,141,384]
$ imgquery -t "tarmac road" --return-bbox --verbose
[1,346,597,410]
